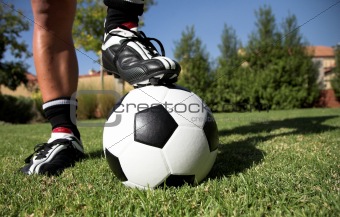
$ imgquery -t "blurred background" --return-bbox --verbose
[1,0,340,123]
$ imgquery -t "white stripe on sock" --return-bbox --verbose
[124,0,144,4]
[42,99,77,110]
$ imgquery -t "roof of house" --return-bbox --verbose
[306,46,335,57]
[26,72,37,82]
[78,70,105,78]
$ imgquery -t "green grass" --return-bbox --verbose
[1,108,339,216]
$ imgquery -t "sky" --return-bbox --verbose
[3,0,340,75]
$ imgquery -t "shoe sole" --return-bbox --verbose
[105,68,179,87]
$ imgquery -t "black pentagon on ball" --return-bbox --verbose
[105,149,128,181]
[159,174,196,187]
[203,112,219,152]
[134,105,178,148]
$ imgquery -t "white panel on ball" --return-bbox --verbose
[103,107,135,155]
[163,89,207,129]
[119,142,170,188]
[162,126,215,183]
[128,85,169,107]
[195,149,218,182]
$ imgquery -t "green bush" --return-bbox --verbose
[96,93,116,119]
[0,95,35,123]
[77,93,98,120]
[31,91,46,121]
[76,84,117,119]
[77,93,117,120]
[332,45,340,100]
[331,75,340,100]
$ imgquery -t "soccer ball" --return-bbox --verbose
[103,85,218,189]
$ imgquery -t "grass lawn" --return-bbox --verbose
[0,108,339,216]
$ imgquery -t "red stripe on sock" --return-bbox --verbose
[52,127,73,134]
[121,22,138,29]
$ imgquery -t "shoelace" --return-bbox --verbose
[24,139,72,163]
[108,25,166,59]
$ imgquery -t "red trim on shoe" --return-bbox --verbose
[121,22,138,29]
[52,127,73,134]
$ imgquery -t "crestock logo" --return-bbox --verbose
[70,89,210,128]
[113,101,207,114]
[70,90,269,128]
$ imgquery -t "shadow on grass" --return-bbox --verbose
[209,115,340,179]
[82,115,339,180]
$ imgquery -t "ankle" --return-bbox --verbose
[43,97,80,140]
[51,127,80,141]
[121,22,138,29]
[52,127,74,135]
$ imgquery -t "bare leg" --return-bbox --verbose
[21,0,84,175]
[31,0,78,102]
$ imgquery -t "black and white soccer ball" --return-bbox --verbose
[103,85,218,189]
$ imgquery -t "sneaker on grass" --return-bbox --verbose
[20,127,84,176]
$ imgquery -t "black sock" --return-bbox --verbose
[43,97,80,140]
[104,0,144,32]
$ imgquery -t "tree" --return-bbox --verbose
[213,24,246,112]
[240,6,278,110]
[331,44,340,100]
[281,14,303,48]
[174,26,212,100]
[243,6,319,110]
[0,3,31,93]
[246,5,281,70]
[73,0,156,54]
[218,24,240,62]
[279,14,319,108]
[73,0,106,54]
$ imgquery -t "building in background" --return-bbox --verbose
[307,46,340,108]
[0,70,133,98]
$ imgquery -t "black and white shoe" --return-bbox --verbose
[20,128,84,176]
[101,26,181,87]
